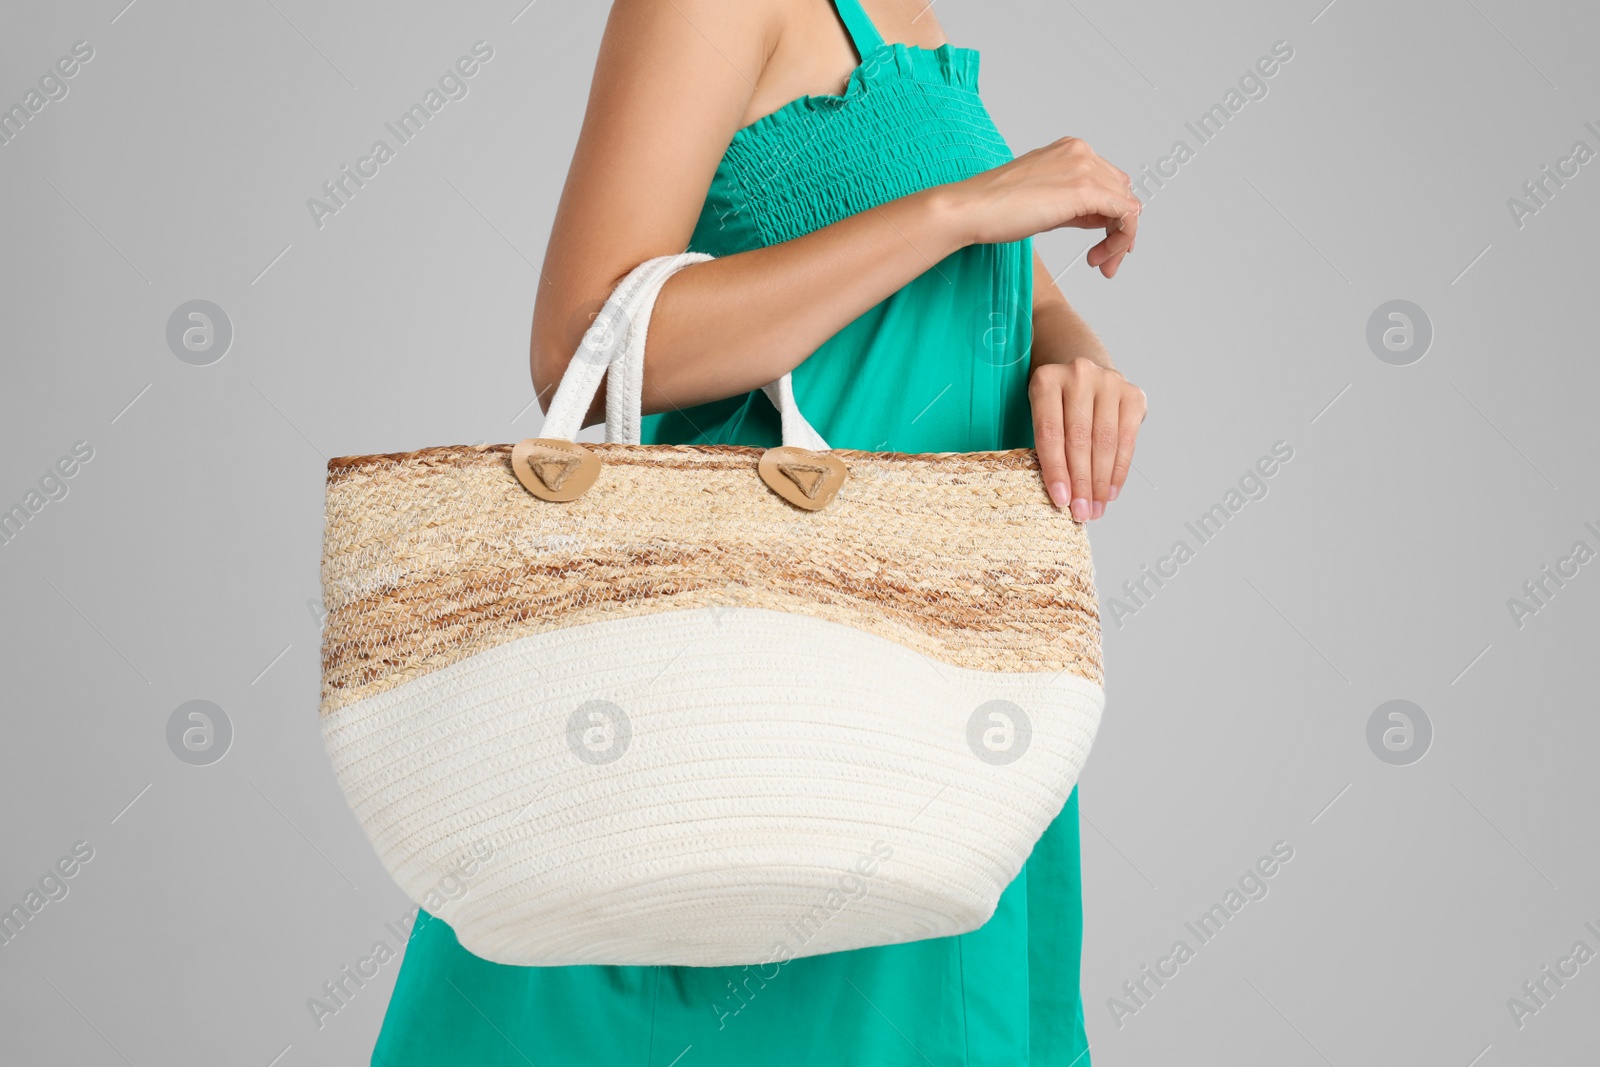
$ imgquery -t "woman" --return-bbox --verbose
[372,0,1144,1063]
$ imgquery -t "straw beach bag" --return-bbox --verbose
[319,253,1105,968]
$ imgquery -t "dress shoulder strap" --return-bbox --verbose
[830,0,885,61]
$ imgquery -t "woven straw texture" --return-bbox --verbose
[319,443,1102,717]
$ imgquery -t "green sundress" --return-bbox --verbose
[372,2,1091,1063]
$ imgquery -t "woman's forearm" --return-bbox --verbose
[1028,251,1118,375]
[530,0,1141,431]
[532,185,972,425]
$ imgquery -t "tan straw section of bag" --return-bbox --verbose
[319,443,1102,715]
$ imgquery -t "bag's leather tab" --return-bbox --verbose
[513,438,601,501]
[759,447,847,511]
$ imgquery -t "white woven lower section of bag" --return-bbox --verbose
[322,606,1103,967]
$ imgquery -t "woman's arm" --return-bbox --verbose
[1028,249,1147,521]
[530,0,1142,426]
[530,0,972,425]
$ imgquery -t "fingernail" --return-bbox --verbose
[1048,481,1070,509]
[1071,498,1089,521]
[1108,484,1120,502]
[1092,500,1104,520]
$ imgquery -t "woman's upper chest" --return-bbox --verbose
[692,1,1016,254]
[739,0,949,131]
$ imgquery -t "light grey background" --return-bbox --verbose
[2,0,1597,1063]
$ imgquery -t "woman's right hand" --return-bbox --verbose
[944,137,1142,278]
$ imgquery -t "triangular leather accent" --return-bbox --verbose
[777,462,828,498]
[758,447,848,511]
[533,455,581,491]
[511,438,601,502]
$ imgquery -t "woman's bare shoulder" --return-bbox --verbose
[591,0,861,136]
[603,0,788,66]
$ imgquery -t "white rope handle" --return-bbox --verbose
[540,253,830,451]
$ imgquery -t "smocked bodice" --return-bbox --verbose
[691,43,1014,253]
[644,1,1036,455]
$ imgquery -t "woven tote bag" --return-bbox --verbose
[319,253,1105,968]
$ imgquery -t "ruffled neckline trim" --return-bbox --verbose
[730,41,982,145]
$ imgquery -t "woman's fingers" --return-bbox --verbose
[1028,361,1097,521]
[1083,192,1139,277]
[1090,380,1122,517]
[1030,362,1148,521]
[1061,366,1097,522]
[1028,368,1073,512]
[963,134,1140,248]
[1109,385,1146,501]
[1088,244,1130,277]
[1062,175,1142,230]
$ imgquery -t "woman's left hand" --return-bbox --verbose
[1027,357,1147,522]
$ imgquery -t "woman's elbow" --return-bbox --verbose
[529,351,562,411]
[529,306,571,409]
